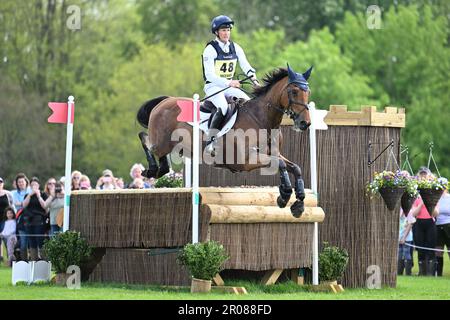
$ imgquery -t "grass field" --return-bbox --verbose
[0,252,449,300]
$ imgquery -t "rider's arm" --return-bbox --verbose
[203,44,232,88]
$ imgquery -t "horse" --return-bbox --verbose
[136,64,312,217]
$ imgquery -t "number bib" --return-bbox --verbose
[203,40,239,82]
[214,58,237,80]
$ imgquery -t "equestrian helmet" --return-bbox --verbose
[211,15,234,34]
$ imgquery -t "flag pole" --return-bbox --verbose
[63,95,74,232]
[309,102,319,285]
[192,94,200,243]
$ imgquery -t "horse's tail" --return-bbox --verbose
[136,96,169,128]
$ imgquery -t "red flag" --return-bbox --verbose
[176,100,200,122]
[48,102,75,123]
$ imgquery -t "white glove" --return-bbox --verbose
[250,74,260,86]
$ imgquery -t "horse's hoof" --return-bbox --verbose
[143,166,158,178]
[277,195,288,208]
[290,200,304,218]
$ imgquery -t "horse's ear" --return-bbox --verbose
[303,66,313,81]
[287,63,297,81]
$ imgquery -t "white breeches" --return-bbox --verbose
[204,85,250,115]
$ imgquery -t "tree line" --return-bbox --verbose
[0,0,448,184]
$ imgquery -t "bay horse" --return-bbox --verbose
[136,64,312,217]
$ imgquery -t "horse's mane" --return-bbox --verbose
[252,68,288,98]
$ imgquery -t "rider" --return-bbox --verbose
[202,15,259,153]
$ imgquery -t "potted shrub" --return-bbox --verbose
[366,170,408,210]
[318,242,349,286]
[417,177,447,214]
[42,231,92,286]
[177,241,229,293]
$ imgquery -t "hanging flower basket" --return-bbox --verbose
[417,177,447,215]
[379,186,405,211]
[400,192,417,215]
[401,177,419,215]
[418,188,444,215]
[366,170,410,211]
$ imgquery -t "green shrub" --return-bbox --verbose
[42,231,92,274]
[177,241,229,281]
[319,242,349,282]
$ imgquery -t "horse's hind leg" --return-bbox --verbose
[138,132,159,178]
[281,155,305,218]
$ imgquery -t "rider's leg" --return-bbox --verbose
[225,87,250,100]
[204,90,228,152]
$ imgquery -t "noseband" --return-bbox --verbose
[269,86,309,120]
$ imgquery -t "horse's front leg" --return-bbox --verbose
[138,132,159,178]
[276,158,293,209]
[280,155,305,218]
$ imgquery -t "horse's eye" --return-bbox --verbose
[292,91,298,96]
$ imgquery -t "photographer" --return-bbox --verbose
[44,181,64,237]
[22,177,48,261]
[96,169,117,190]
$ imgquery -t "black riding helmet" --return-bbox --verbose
[211,15,234,34]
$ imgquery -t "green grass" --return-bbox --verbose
[0,251,449,300]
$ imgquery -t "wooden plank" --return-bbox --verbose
[200,187,313,194]
[371,112,406,127]
[329,105,348,113]
[261,269,283,285]
[384,107,398,114]
[290,269,304,285]
[201,190,317,207]
[211,286,248,294]
[206,205,325,223]
[212,273,225,286]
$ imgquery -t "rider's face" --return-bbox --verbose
[217,28,231,43]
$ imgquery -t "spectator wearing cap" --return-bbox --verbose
[435,178,450,276]
[129,163,151,188]
[22,177,48,261]
[410,167,439,276]
[96,169,117,190]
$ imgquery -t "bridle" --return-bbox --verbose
[269,84,309,120]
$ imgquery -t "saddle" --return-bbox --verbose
[200,97,246,131]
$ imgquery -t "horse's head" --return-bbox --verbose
[281,64,313,132]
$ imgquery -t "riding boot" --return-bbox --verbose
[205,110,225,155]
[397,258,405,275]
[426,259,436,276]
[418,260,426,276]
[404,260,413,276]
[436,256,444,277]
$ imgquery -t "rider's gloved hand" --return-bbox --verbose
[250,74,260,87]
[229,80,241,88]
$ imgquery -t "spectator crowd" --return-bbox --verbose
[0,163,182,266]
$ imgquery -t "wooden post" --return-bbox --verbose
[261,269,283,285]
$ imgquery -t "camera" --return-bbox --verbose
[55,185,62,194]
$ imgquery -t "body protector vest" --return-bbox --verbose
[203,40,238,82]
